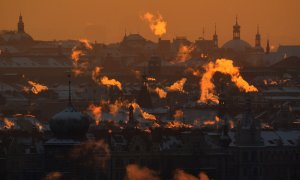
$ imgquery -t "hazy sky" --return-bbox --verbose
[1,0,299,48]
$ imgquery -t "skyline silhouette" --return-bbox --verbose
[0,0,299,48]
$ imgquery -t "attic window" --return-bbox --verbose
[114,135,123,143]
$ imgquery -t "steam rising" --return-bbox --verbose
[199,59,258,104]
[174,169,209,180]
[167,78,187,92]
[155,87,167,99]
[126,164,160,180]
[141,12,167,37]
[70,39,93,76]
[24,80,48,94]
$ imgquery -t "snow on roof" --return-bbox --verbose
[262,87,300,93]
[0,45,19,53]
[0,56,71,68]
[160,136,182,150]
[0,82,17,91]
[277,45,300,58]
[264,96,300,100]
[228,130,300,147]
[101,111,128,122]
[52,105,84,121]
[143,107,169,114]
[51,85,88,100]
[45,138,81,145]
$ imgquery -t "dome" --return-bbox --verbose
[0,31,33,43]
[222,39,252,52]
[50,104,90,139]
[124,34,145,41]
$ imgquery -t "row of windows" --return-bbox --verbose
[229,149,300,162]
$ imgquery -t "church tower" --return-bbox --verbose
[218,91,231,147]
[233,16,240,40]
[136,73,153,108]
[255,26,261,48]
[213,23,218,48]
[18,13,25,33]
[235,95,263,146]
[266,39,270,54]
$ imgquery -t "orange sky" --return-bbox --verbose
[1,0,299,48]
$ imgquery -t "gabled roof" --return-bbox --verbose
[271,56,300,69]
[0,56,72,68]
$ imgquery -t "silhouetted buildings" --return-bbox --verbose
[0,14,300,180]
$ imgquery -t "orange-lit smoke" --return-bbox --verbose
[70,140,110,169]
[132,70,142,79]
[185,67,201,77]
[35,122,44,132]
[165,121,192,129]
[3,118,14,129]
[80,39,93,50]
[141,111,157,121]
[203,120,215,126]
[141,12,167,37]
[92,66,103,82]
[174,169,209,180]
[126,164,160,180]
[229,120,235,129]
[173,109,184,120]
[44,172,63,180]
[199,59,258,104]
[100,76,122,90]
[88,104,102,125]
[109,100,123,116]
[92,67,122,90]
[147,77,156,81]
[24,81,48,94]
[167,78,187,92]
[70,39,93,76]
[131,102,157,121]
[176,44,195,62]
[155,87,167,99]
[263,79,289,86]
[71,50,84,63]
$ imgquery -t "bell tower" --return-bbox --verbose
[255,25,261,48]
[233,16,240,40]
[213,23,218,48]
[266,39,270,54]
[18,13,25,33]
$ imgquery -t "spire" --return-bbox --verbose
[266,39,270,54]
[18,13,24,33]
[235,94,263,146]
[127,104,138,129]
[255,25,261,48]
[233,15,240,40]
[213,23,218,48]
[68,73,72,105]
[214,23,217,35]
[202,26,205,40]
[137,68,153,108]
[218,88,231,147]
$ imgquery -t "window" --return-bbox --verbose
[243,151,248,161]
[251,151,257,162]
[243,168,247,176]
